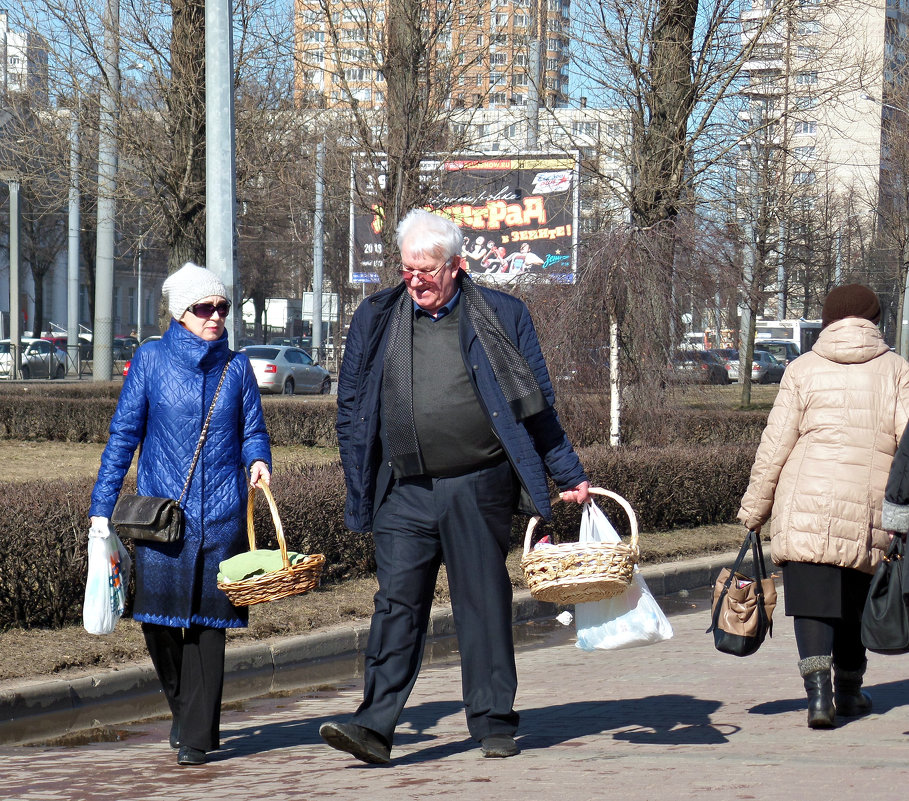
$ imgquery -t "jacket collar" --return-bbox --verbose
[812,317,890,365]
[161,318,231,369]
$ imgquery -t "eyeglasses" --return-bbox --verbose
[188,301,231,319]
[398,260,450,284]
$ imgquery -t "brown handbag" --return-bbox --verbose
[707,530,777,656]
[111,357,232,543]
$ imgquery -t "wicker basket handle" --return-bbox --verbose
[522,487,639,557]
[246,481,290,569]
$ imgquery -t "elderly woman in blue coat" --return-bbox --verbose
[90,262,271,767]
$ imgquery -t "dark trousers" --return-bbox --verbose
[353,459,519,746]
[142,622,226,751]
[793,616,867,671]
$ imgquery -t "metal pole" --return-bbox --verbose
[67,106,80,375]
[136,237,143,342]
[777,219,786,319]
[206,0,238,347]
[9,178,20,379]
[93,0,119,381]
[901,247,909,357]
[313,139,324,361]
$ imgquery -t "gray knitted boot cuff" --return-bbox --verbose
[799,655,833,676]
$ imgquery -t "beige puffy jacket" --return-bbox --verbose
[738,318,909,573]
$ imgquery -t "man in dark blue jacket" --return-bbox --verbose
[321,209,589,764]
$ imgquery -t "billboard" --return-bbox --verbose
[350,154,580,284]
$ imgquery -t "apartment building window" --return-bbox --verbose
[490,71,504,85]
[798,20,820,35]
[796,70,818,85]
[458,53,467,65]
[797,45,818,59]
[546,57,559,70]
[492,34,507,44]
[514,53,528,66]
[345,68,372,82]
[303,30,324,43]
[476,124,490,138]
[490,92,508,105]
[459,13,466,25]
[794,120,817,135]
[305,49,324,64]
[300,9,321,25]
[343,8,366,22]
[572,120,597,136]
[476,75,483,86]
[794,145,816,158]
[341,28,365,41]
[491,53,507,65]
[515,14,528,27]
[793,171,816,185]
[505,123,519,138]
[512,73,529,86]
[548,37,561,51]
[493,13,508,27]
[476,34,484,46]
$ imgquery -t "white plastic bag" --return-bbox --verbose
[83,517,131,635]
[574,501,673,651]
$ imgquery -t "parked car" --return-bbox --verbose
[0,338,67,379]
[241,345,331,395]
[754,339,801,365]
[709,348,740,382]
[671,349,730,385]
[750,350,786,384]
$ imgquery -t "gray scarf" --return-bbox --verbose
[381,273,548,478]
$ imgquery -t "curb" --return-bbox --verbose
[0,550,763,746]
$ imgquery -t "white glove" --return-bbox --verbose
[89,516,111,539]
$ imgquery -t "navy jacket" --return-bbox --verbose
[336,281,587,533]
[90,320,272,628]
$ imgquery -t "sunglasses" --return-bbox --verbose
[189,301,231,319]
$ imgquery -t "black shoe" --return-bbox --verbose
[169,721,180,750]
[177,746,206,766]
[480,734,520,758]
[319,721,390,764]
[799,656,835,729]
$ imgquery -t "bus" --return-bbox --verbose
[755,319,823,355]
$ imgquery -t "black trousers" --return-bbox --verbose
[353,459,519,746]
[142,622,226,751]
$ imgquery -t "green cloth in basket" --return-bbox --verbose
[217,549,307,583]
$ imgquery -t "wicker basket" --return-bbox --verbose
[217,482,326,606]
[521,488,639,604]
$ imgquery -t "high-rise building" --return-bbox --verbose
[293,0,571,110]
[0,10,48,105]
[739,0,908,314]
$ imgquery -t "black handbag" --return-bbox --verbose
[111,357,232,543]
[706,530,777,657]
[861,536,909,655]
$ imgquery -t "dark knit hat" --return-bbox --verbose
[821,284,881,328]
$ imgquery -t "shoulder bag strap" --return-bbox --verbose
[176,355,234,507]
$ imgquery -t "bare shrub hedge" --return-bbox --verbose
[0,441,758,630]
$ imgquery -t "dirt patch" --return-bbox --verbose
[0,523,746,687]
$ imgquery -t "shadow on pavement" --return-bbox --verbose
[749,677,909,720]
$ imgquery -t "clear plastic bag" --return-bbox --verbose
[83,518,131,635]
[574,501,673,651]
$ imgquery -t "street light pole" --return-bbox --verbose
[67,106,81,376]
[7,176,20,379]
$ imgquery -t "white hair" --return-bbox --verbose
[396,209,463,262]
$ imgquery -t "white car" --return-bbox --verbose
[0,338,67,379]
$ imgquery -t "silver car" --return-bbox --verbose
[0,338,67,379]
[750,350,786,384]
[242,345,331,395]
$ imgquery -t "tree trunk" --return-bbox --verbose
[631,0,699,227]
[166,0,206,273]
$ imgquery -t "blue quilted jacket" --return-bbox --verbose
[336,281,588,533]
[90,320,271,628]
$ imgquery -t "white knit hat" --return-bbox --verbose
[162,262,229,319]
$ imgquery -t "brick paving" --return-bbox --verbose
[3,587,909,801]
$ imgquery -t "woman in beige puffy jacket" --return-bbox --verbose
[738,284,909,729]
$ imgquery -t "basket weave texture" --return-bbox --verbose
[520,488,639,604]
[217,482,325,607]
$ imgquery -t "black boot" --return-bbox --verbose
[834,660,872,717]
[799,655,835,729]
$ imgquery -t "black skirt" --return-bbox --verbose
[782,561,872,621]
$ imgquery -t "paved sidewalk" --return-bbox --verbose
[4,578,909,800]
